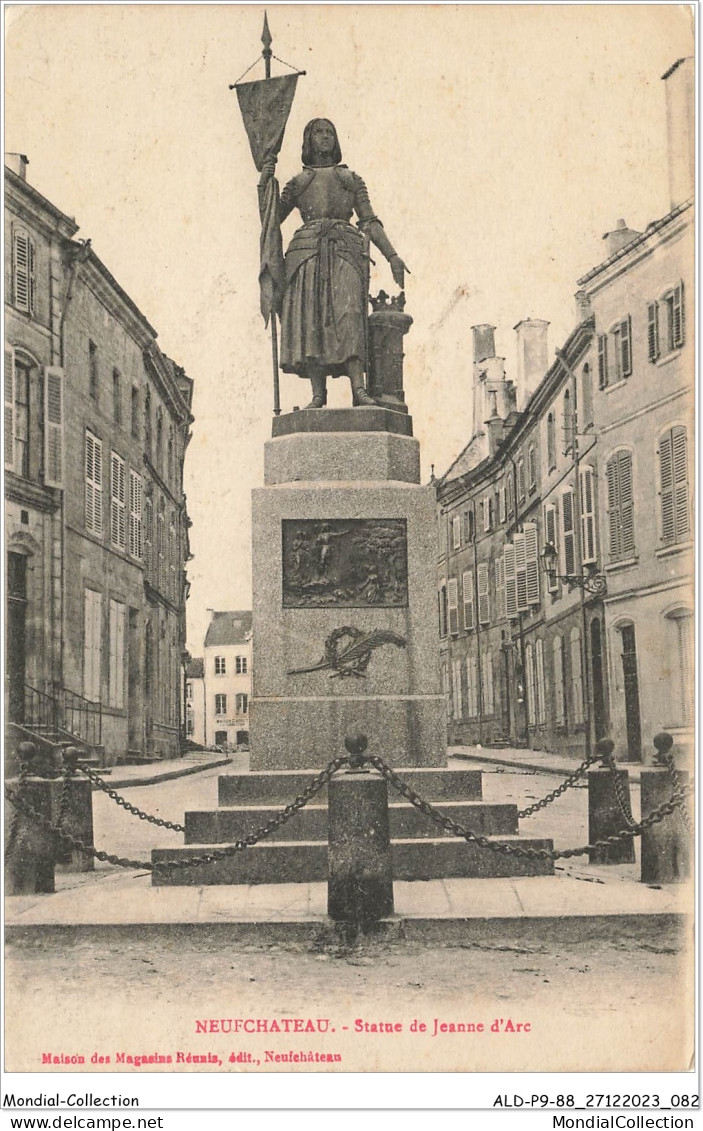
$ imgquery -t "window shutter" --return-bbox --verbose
[562,488,575,576]
[620,316,632,377]
[647,303,660,362]
[483,495,491,532]
[498,486,506,523]
[676,615,694,726]
[13,227,31,313]
[597,334,608,389]
[109,600,125,709]
[672,425,689,541]
[453,659,463,719]
[517,460,525,502]
[506,473,514,515]
[544,504,558,591]
[439,582,448,638]
[462,570,474,630]
[110,453,126,549]
[85,431,103,535]
[673,282,684,348]
[524,522,540,605]
[535,639,546,724]
[452,515,461,549]
[570,628,584,724]
[553,635,565,725]
[606,456,622,561]
[619,452,635,556]
[528,446,536,490]
[495,556,505,621]
[447,577,459,635]
[659,430,675,544]
[483,650,494,715]
[580,466,596,564]
[43,366,64,488]
[514,532,528,612]
[504,545,517,618]
[83,589,102,702]
[4,346,16,470]
[129,471,143,559]
[477,562,490,624]
[525,644,535,726]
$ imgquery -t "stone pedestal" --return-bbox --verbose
[640,768,692,883]
[4,778,59,895]
[327,770,394,923]
[250,407,445,771]
[587,767,636,865]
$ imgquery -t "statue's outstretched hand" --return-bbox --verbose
[259,157,277,187]
[390,255,410,289]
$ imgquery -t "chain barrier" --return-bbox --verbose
[4,756,29,862]
[4,754,349,873]
[662,751,693,835]
[602,754,639,832]
[361,753,694,862]
[76,763,186,833]
[517,751,599,819]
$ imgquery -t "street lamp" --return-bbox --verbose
[540,542,607,596]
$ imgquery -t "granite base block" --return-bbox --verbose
[218,766,483,806]
[264,431,420,486]
[184,801,519,844]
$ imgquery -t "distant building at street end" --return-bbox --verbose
[201,610,253,750]
[5,154,194,765]
[184,656,205,746]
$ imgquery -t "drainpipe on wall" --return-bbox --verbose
[507,452,529,749]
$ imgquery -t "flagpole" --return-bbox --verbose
[271,312,281,416]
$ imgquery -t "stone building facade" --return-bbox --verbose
[202,611,253,750]
[184,656,206,747]
[578,58,694,765]
[5,155,193,764]
[437,316,605,760]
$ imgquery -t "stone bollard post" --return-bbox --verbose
[640,733,692,884]
[5,742,60,894]
[328,734,394,925]
[55,748,95,873]
[588,738,636,865]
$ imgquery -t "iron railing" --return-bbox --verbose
[21,683,102,748]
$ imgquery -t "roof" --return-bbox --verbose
[577,199,693,287]
[186,657,204,680]
[204,611,253,648]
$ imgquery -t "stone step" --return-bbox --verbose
[217,766,483,807]
[185,801,518,844]
[151,835,554,886]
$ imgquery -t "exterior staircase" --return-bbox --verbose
[152,764,554,884]
[5,684,105,775]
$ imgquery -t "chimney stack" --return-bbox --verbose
[514,319,549,411]
[485,391,503,456]
[574,290,592,324]
[5,153,28,181]
[662,57,694,210]
[602,218,641,257]
[472,324,496,363]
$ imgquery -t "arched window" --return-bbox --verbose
[666,609,694,727]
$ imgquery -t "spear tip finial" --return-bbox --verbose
[261,11,272,50]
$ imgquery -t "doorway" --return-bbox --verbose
[590,618,607,741]
[619,623,642,760]
[7,553,28,723]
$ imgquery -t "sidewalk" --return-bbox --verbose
[450,743,645,783]
[101,753,238,790]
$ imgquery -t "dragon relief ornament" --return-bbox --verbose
[287,626,407,679]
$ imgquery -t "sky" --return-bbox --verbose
[4,3,694,651]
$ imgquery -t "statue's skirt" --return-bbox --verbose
[280,219,367,378]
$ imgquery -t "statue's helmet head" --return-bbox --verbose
[302,119,342,166]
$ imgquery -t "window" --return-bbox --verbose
[544,503,559,592]
[506,471,515,516]
[570,627,584,725]
[83,589,102,702]
[561,487,575,576]
[670,611,694,727]
[169,515,177,602]
[525,643,536,726]
[462,570,474,630]
[13,356,30,477]
[553,635,565,725]
[186,710,194,736]
[547,413,556,470]
[452,659,463,719]
[214,656,226,675]
[535,639,546,724]
[482,650,494,716]
[44,367,64,488]
[662,282,685,354]
[12,225,36,315]
[498,485,506,524]
[452,515,461,550]
[186,682,193,700]
[129,471,143,559]
[236,655,248,674]
[144,388,152,457]
[516,458,526,503]
[581,364,593,429]
[144,495,154,581]
[563,389,573,452]
[504,544,517,619]
[113,369,122,424]
[466,654,478,718]
[512,523,539,613]
[482,494,493,533]
[157,505,165,593]
[168,428,175,486]
[447,577,459,635]
[659,426,690,545]
[215,694,227,716]
[477,562,490,625]
[108,599,125,709]
[89,341,98,401]
[85,431,103,536]
[110,453,126,550]
[599,318,632,387]
[463,509,474,543]
[131,387,139,440]
[606,451,635,561]
[156,411,163,472]
[236,693,248,715]
[438,581,448,638]
[527,445,537,493]
[580,465,596,564]
[494,557,505,621]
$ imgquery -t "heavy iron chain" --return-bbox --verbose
[4,756,30,861]
[517,752,599,819]
[76,763,186,833]
[662,751,693,835]
[4,755,349,873]
[362,753,694,861]
[605,756,639,832]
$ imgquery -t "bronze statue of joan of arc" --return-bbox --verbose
[259,118,409,408]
